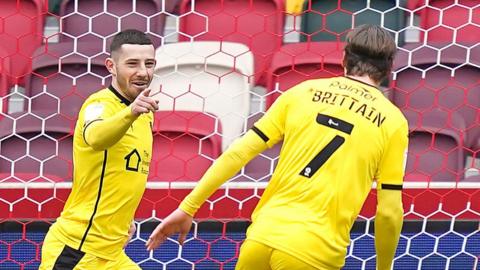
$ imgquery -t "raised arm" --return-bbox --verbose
[146,89,293,251]
[84,89,158,151]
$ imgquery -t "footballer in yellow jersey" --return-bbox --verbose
[40,29,159,269]
[147,25,407,270]
[243,76,407,269]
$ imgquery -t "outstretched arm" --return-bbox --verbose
[179,130,269,216]
[146,89,292,251]
[146,130,268,250]
[84,89,158,151]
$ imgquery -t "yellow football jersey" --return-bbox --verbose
[247,77,408,269]
[49,86,153,260]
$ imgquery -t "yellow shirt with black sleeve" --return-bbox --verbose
[179,76,408,269]
[49,85,153,260]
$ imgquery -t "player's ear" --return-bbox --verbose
[105,57,116,76]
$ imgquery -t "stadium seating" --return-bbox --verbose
[408,0,480,43]
[178,0,285,85]
[59,0,175,50]
[300,0,407,44]
[150,41,254,150]
[26,42,110,119]
[1,41,110,182]
[0,112,73,183]
[393,43,480,150]
[149,111,221,182]
[266,42,344,108]
[1,1,480,269]
[403,110,466,182]
[0,0,45,84]
[392,43,480,181]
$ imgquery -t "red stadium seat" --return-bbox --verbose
[266,42,344,108]
[0,112,73,183]
[408,0,480,43]
[149,111,222,182]
[178,0,285,85]
[393,43,480,150]
[59,0,174,50]
[392,43,480,182]
[26,42,110,119]
[0,0,45,84]
[403,110,466,182]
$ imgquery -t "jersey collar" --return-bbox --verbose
[108,85,132,106]
[343,76,379,90]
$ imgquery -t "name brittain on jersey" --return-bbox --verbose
[311,82,386,128]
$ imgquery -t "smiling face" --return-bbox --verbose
[106,44,156,101]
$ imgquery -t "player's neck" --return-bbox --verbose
[345,75,379,88]
[111,81,133,102]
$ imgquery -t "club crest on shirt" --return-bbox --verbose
[125,149,141,172]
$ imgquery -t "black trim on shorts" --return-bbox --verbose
[53,245,85,270]
[381,183,403,190]
[79,150,108,250]
[82,119,103,145]
[251,126,269,142]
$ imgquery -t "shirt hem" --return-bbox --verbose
[50,224,120,261]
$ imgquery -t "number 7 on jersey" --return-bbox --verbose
[300,114,355,178]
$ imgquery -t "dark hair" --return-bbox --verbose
[109,29,153,54]
[344,24,397,84]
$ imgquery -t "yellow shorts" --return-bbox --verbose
[39,230,140,270]
[235,239,321,270]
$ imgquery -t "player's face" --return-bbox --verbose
[108,44,156,101]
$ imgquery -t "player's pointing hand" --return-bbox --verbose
[146,208,193,251]
[130,88,159,116]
